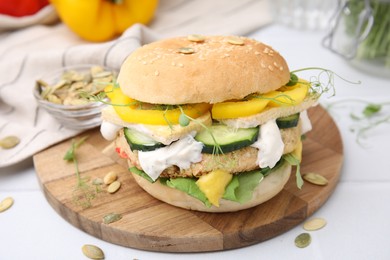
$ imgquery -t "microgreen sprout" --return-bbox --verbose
[326,99,390,146]
[291,67,360,98]
[63,136,97,209]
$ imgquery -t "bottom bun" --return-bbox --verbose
[130,162,292,213]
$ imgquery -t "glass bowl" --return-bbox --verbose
[33,64,117,130]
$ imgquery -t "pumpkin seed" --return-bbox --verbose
[303,218,327,231]
[103,213,122,224]
[36,66,116,105]
[92,178,103,186]
[187,34,205,42]
[178,47,195,54]
[107,181,121,194]
[82,244,105,259]
[227,36,245,45]
[294,233,311,248]
[103,171,117,185]
[0,197,14,212]
[0,136,20,149]
[303,173,329,186]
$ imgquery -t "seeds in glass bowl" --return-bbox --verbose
[36,66,115,106]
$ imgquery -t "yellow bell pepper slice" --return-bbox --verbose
[211,80,310,120]
[105,85,211,125]
[211,97,269,120]
[266,82,310,107]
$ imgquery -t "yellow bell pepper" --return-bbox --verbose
[211,80,310,120]
[211,96,269,120]
[105,85,211,125]
[50,0,158,42]
[266,82,310,107]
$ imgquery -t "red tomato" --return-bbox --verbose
[0,0,49,17]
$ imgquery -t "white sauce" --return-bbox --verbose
[138,134,203,181]
[100,121,122,141]
[251,119,284,168]
[300,110,312,134]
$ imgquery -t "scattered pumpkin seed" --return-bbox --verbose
[187,34,205,42]
[0,197,14,213]
[36,66,116,105]
[227,36,244,45]
[303,218,327,231]
[294,233,311,248]
[0,136,20,149]
[107,181,121,194]
[92,178,103,186]
[103,171,117,185]
[103,213,122,224]
[303,173,329,186]
[178,47,195,54]
[82,244,105,260]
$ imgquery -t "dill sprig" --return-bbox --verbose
[63,136,97,209]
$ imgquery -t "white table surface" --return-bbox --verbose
[1,24,390,260]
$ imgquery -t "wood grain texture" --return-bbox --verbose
[33,105,343,252]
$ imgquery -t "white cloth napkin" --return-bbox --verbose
[0,0,272,168]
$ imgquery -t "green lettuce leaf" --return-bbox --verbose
[163,177,212,207]
[282,154,303,189]
[223,170,264,203]
[129,167,155,183]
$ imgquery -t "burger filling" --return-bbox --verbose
[100,79,316,207]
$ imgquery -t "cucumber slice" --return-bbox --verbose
[123,128,165,151]
[276,113,300,129]
[195,124,259,154]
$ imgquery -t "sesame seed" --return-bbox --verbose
[255,51,261,55]
[261,62,266,68]
[279,66,284,71]
[273,62,278,67]
[263,48,269,54]
[142,61,147,65]
[268,65,274,71]
[178,63,184,67]
[154,70,159,76]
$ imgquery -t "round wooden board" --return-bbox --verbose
[33,105,343,252]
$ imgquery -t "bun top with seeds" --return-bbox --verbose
[117,35,290,105]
